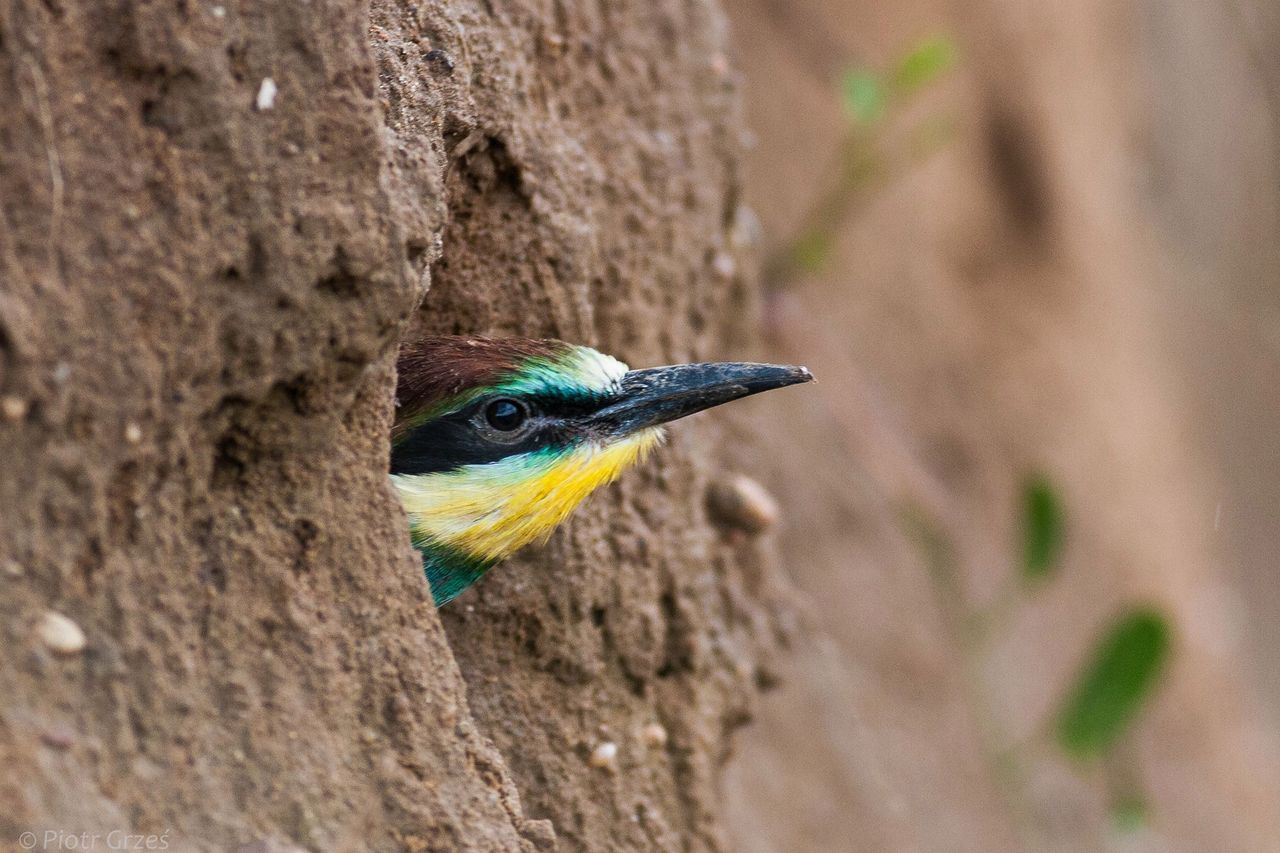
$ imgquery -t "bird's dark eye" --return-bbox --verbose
[484,398,527,431]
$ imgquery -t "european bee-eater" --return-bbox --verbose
[390,336,812,605]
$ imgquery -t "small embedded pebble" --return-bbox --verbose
[124,422,143,444]
[255,77,278,111]
[589,741,618,771]
[1,395,28,421]
[40,724,76,750]
[3,559,23,577]
[712,251,736,280]
[707,474,780,535]
[424,48,455,73]
[730,205,763,249]
[640,723,668,748]
[37,611,86,655]
[520,818,557,851]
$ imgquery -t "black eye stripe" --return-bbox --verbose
[391,418,537,475]
[389,385,621,476]
[391,395,588,476]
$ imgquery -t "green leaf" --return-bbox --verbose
[1057,609,1172,759]
[891,36,956,95]
[1111,795,1148,832]
[789,230,833,273]
[840,69,885,125]
[1022,476,1064,580]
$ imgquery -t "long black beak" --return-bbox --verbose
[586,362,813,435]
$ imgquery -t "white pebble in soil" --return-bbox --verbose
[589,741,618,771]
[37,611,86,655]
[640,723,668,748]
[256,78,278,111]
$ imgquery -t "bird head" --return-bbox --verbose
[390,335,812,605]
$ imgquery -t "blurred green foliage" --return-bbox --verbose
[1111,794,1149,833]
[906,467,1175,837]
[852,33,1177,840]
[790,229,834,274]
[1022,477,1064,581]
[770,35,958,287]
[840,70,885,125]
[1057,609,1172,759]
[891,36,956,96]
[839,36,955,126]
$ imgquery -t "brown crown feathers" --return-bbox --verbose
[392,335,575,443]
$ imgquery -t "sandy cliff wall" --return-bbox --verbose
[0,1,779,850]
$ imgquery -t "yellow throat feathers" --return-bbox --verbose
[391,428,663,562]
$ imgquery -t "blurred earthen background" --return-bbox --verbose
[723,0,1280,850]
[1,0,1279,850]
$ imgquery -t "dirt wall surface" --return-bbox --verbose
[1,0,778,851]
[373,1,788,850]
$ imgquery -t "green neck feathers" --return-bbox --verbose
[418,542,496,607]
